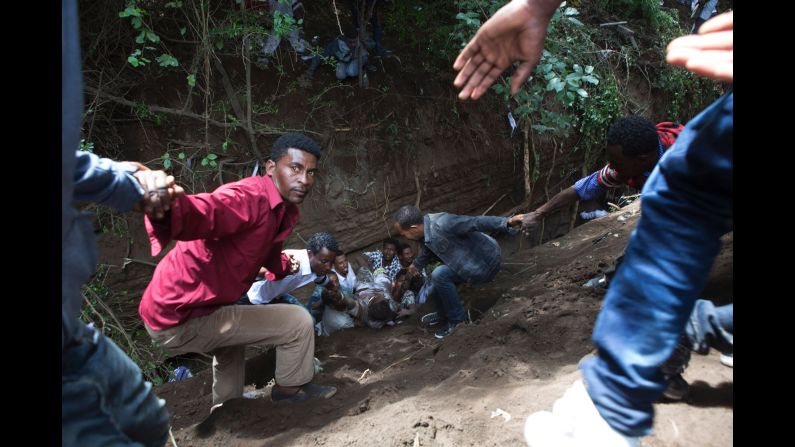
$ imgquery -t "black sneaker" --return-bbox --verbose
[421,312,443,327]
[660,337,692,378]
[662,374,690,401]
[434,322,460,339]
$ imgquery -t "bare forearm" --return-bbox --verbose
[535,186,579,217]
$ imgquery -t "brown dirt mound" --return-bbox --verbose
[157,201,733,446]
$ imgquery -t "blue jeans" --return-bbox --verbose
[580,90,733,437]
[661,299,733,377]
[336,56,367,80]
[429,265,467,324]
[238,292,304,307]
[270,293,302,306]
[306,286,325,324]
[63,322,170,446]
[685,300,733,355]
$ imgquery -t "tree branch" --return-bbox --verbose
[84,86,321,139]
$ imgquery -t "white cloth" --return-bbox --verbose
[319,306,354,336]
[246,249,322,304]
[333,262,357,293]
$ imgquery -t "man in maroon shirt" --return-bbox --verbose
[140,133,336,408]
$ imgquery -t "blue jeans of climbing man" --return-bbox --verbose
[685,300,733,355]
[63,322,170,447]
[580,89,733,437]
[661,299,733,381]
[430,265,467,325]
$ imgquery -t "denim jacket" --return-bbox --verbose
[413,213,516,285]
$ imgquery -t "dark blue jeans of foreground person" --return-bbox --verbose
[63,322,170,446]
[580,89,733,437]
[429,265,467,325]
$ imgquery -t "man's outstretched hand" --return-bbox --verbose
[666,11,732,82]
[453,0,561,100]
[129,162,185,220]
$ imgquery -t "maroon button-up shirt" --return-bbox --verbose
[139,175,299,330]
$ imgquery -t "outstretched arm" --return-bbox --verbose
[666,11,732,82]
[453,0,563,100]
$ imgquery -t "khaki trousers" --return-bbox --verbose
[147,304,314,405]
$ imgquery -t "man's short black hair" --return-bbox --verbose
[307,231,339,255]
[383,237,399,249]
[607,116,659,158]
[395,269,423,293]
[407,274,424,294]
[369,297,396,322]
[398,243,411,253]
[271,132,322,162]
[394,206,423,229]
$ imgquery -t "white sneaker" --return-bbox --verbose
[719,353,733,368]
[524,380,639,447]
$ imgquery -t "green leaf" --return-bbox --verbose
[565,72,581,81]
[567,17,584,26]
[576,88,589,98]
[180,27,187,36]
[222,140,229,152]
[156,54,179,67]
[178,152,186,160]
[210,160,217,168]
[538,63,552,74]
[514,105,531,117]
[531,124,554,133]
[187,74,196,87]
[585,65,594,74]
[119,7,141,18]
[582,75,599,85]
[135,31,146,44]
[547,77,565,92]
[146,30,160,43]
[201,158,209,167]
[207,153,218,160]
[564,7,578,16]
[127,56,140,67]
[131,17,142,29]
[163,158,172,169]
